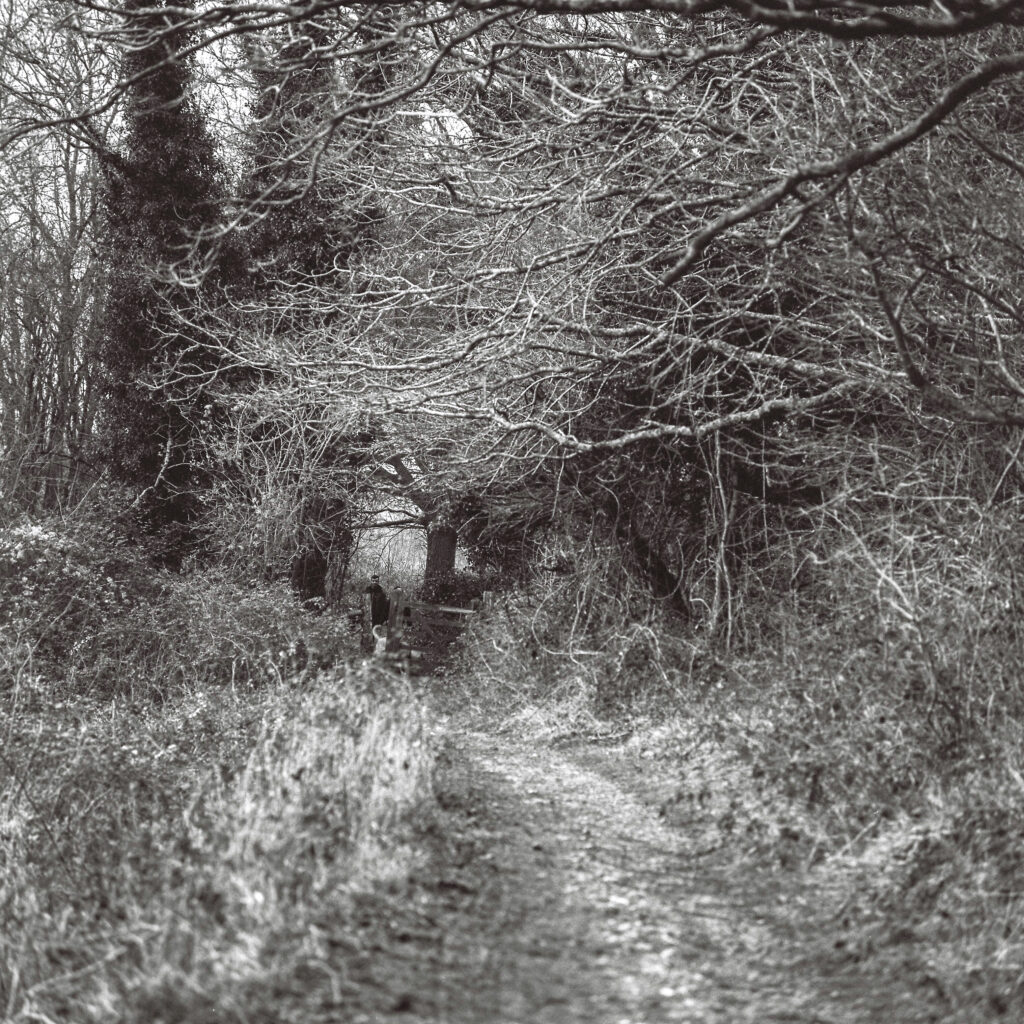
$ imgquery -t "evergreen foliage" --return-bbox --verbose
[244,19,383,288]
[221,16,395,601]
[95,0,231,560]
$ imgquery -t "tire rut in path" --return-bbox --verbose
[356,729,943,1024]
[431,731,761,1024]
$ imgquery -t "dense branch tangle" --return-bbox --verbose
[7,1,1024,587]
[145,4,1020,444]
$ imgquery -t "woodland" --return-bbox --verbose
[3,1,1024,1020]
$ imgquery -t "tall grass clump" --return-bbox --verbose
[0,662,436,1023]
[1,494,439,1021]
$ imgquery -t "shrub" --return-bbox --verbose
[0,494,358,698]
[450,536,690,724]
[0,495,155,685]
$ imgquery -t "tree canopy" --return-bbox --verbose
[3,0,1024,600]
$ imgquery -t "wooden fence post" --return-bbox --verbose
[386,588,403,652]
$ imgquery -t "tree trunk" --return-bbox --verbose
[423,521,458,600]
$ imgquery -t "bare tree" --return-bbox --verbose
[0,0,116,514]
[9,2,1024,609]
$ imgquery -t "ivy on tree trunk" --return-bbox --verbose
[95,0,232,563]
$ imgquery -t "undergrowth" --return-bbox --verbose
[451,492,1024,1020]
[0,502,439,1023]
[1,666,436,1023]
[0,499,355,697]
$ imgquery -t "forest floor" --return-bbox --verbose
[330,698,955,1024]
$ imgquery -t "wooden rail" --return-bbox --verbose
[383,588,486,652]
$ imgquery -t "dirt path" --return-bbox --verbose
[341,727,947,1024]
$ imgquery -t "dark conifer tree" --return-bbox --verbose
[96,0,230,562]
[244,18,383,290]
[238,17,389,602]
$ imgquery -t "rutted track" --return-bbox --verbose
[340,728,945,1024]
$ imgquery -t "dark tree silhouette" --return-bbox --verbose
[95,0,231,562]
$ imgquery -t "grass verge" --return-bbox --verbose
[0,663,437,1024]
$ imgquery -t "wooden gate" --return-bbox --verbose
[383,588,483,652]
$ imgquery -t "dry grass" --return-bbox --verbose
[0,508,441,1022]
[453,495,1024,1020]
[0,661,437,1024]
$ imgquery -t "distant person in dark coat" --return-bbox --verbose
[364,574,390,627]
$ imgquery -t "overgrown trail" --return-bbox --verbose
[345,725,946,1024]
